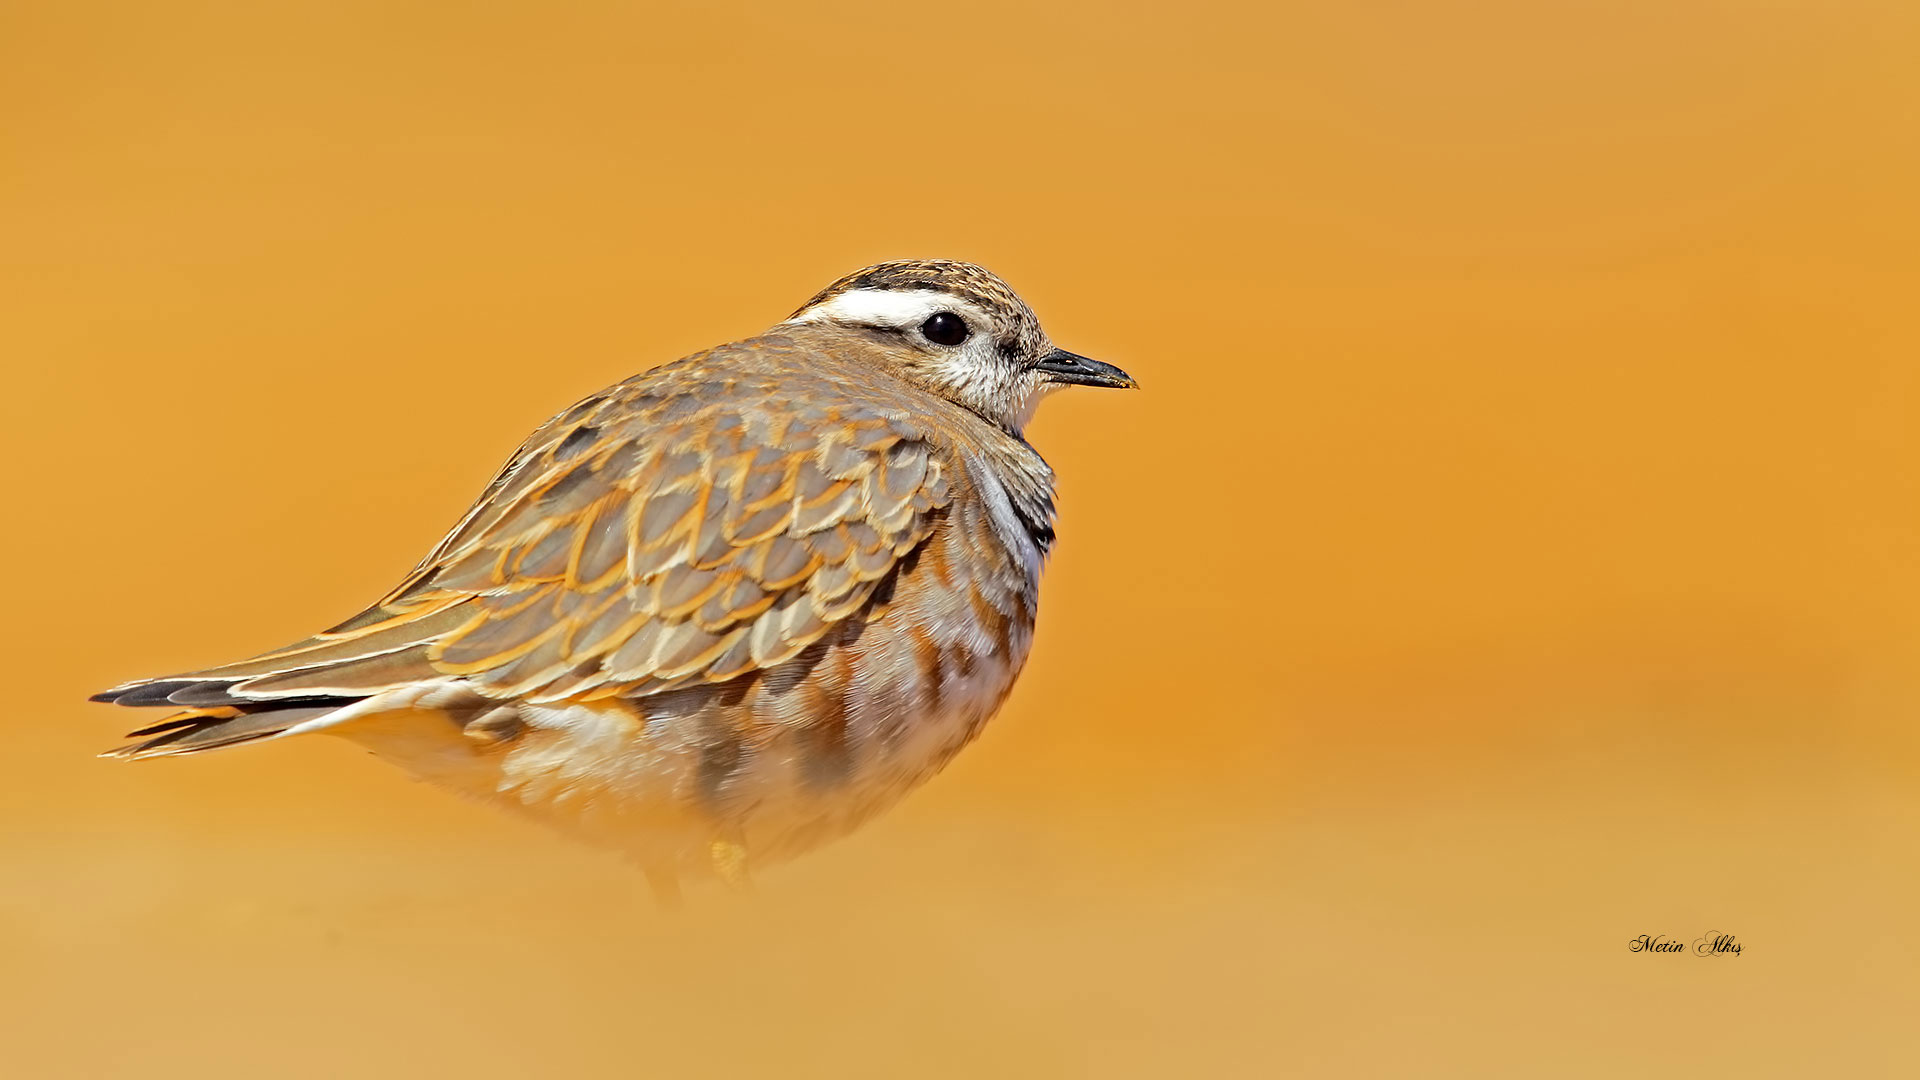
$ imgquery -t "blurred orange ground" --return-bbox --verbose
[4,1,1920,1075]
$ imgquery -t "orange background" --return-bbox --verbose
[5,1,1920,1075]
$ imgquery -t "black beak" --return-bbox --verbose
[1034,348,1138,389]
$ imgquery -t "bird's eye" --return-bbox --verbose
[920,312,970,347]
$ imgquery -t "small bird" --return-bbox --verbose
[94,260,1135,895]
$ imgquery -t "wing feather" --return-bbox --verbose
[415,384,950,703]
[95,343,954,712]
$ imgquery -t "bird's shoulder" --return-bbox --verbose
[562,330,957,444]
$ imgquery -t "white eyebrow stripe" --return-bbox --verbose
[784,288,981,328]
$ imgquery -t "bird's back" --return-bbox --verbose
[98,324,1060,886]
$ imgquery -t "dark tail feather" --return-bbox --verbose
[92,677,324,709]
[101,701,349,760]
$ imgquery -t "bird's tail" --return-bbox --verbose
[92,593,478,759]
[99,700,353,760]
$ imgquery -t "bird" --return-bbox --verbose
[93,259,1136,896]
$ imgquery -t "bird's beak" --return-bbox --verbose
[1034,348,1138,389]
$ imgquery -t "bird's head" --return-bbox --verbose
[782,259,1136,433]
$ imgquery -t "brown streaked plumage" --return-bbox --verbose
[94,259,1136,892]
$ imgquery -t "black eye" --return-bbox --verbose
[920,312,970,347]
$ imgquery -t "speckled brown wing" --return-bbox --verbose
[120,343,956,711]
[414,369,952,703]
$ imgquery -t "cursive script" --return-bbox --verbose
[1628,932,1742,956]
[1692,932,1742,957]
